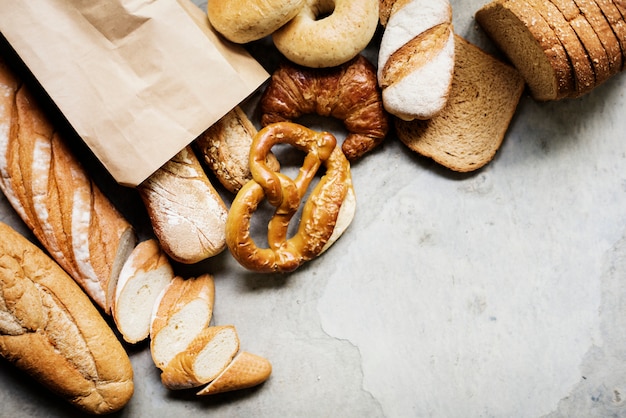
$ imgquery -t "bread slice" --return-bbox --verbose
[160,325,240,390]
[523,0,597,96]
[595,0,626,62]
[395,35,524,172]
[475,0,575,100]
[112,239,175,344]
[150,274,215,369]
[197,351,272,395]
[572,0,623,74]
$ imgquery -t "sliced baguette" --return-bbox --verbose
[112,239,175,344]
[197,351,272,396]
[150,274,215,369]
[475,0,575,100]
[160,325,240,390]
[395,35,524,172]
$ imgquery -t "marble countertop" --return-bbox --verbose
[1,1,626,417]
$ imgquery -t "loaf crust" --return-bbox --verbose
[0,58,136,313]
[138,146,228,264]
[0,222,134,414]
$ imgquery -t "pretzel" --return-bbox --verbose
[225,122,354,273]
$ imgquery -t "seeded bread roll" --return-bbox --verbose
[0,222,134,415]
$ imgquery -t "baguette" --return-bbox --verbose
[395,35,524,172]
[112,239,175,344]
[138,146,228,264]
[0,222,134,414]
[0,57,136,314]
[377,0,455,121]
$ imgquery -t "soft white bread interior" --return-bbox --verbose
[0,222,134,415]
[150,274,215,369]
[112,239,175,344]
[0,57,136,314]
[378,0,455,120]
[160,325,240,390]
[197,351,272,396]
[395,35,524,172]
[138,146,228,264]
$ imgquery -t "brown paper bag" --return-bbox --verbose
[0,0,268,187]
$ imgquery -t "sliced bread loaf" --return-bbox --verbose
[395,35,524,172]
[475,0,575,100]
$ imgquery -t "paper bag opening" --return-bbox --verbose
[0,0,269,187]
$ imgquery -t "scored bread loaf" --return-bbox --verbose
[395,35,524,172]
[0,57,136,314]
[0,222,134,415]
[377,0,455,120]
[112,239,175,344]
[160,325,240,390]
[196,351,272,396]
[138,146,228,264]
[194,106,279,194]
[150,274,215,369]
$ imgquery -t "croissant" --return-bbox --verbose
[259,55,389,161]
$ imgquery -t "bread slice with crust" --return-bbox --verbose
[197,351,272,395]
[160,325,240,390]
[150,274,215,369]
[476,0,575,100]
[594,0,626,63]
[112,239,174,344]
[572,0,623,74]
[395,35,524,172]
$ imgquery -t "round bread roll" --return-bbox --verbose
[207,0,306,44]
[272,0,380,67]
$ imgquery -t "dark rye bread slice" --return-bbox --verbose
[573,0,623,74]
[476,0,575,100]
[395,35,524,172]
[594,0,626,66]
[528,0,597,95]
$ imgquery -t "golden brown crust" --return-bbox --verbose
[195,106,279,194]
[260,55,389,161]
[138,146,228,264]
[0,58,136,314]
[225,122,354,273]
[0,222,133,415]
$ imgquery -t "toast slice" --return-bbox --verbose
[395,35,524,172]
[476,0,575,100]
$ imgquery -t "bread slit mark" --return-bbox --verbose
[380,23,451,88]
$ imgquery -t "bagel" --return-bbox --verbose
[272,0,380,68]
[207,0,306,44]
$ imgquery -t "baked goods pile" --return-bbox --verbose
[0,0,624,413]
